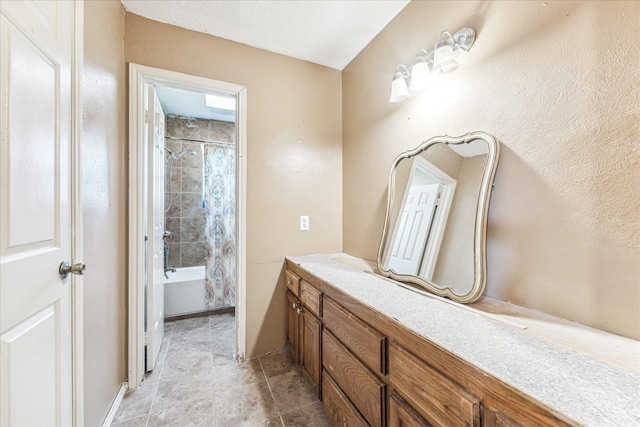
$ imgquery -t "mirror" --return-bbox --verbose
[377,132,500,303]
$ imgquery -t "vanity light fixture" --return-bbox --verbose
[433,31,458,74]
[409,49,431,91]
[389,64,411,103]
[389,27,476,103]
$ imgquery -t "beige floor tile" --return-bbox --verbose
[259,351,297,378]
[111,414,149,427]
[267,369,319,413]
[112,382,157,424]
[147,410,214,427]
[212,378,278,425]
[161,347,213,380]
[211,357,265,385]
[281,401,332,427]
[112,313,330,427]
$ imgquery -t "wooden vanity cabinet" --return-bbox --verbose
[388,342,480,427]
[286,273,322,398]
[483,409,525,427]
[284,262,579,427]
[286,291,301,364]
[323,330,385,427]
[301,307,322,396]
[389,391,431,427]
[322,370,369,427]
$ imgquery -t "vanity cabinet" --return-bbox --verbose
[286,270,322,397]
[388,342,480,427]
[284,261,580,427]
[301,307,322,396]
[286,291,301,364]
[388,391,430,427]
[322,329,385,427]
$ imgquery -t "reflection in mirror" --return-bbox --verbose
[377,132,499,303]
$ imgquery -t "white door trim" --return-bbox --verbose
[71,1,84,424]
[127,63,248,389]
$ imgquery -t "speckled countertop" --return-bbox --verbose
[287,253,640,427]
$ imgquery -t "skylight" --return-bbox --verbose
[205,94,236,111]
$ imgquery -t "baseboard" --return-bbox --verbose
[101,382,128,427]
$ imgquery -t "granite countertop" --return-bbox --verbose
[287,253,640,427]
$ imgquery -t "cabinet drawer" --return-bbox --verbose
[389,342,480,427]
[323,330,384,427]
[285,270,300,296]
[300,280,322,316]
[322,370,368,427]
[389,391,431,427]
[485,409,523,427]
[324,296,385,375]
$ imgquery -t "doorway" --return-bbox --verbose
[128,64,247,390]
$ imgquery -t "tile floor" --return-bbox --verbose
[111,312,333,427]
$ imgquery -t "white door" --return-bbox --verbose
[0,1,78,425]
[388,184,440,275]
[145,85,165,371]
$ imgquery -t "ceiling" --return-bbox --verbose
[124,0,410,121]
[120,0,410,70]
[155,86,236,122]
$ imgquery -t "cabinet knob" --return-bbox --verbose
[292,302,297,310]
[297,308,302,314]
[288,280,292,285]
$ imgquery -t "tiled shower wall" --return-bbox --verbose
[164,115,236,268]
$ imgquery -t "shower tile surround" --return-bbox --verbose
[164,115,235,269]
[111,313,331,426]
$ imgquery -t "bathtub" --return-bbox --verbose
[164,266,207,317]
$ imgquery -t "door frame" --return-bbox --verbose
[127,63,248,389]
[72,1,84,423]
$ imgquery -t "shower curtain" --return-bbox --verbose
[203,144,236,308]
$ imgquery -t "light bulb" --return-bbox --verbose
[409,61,430,91]
[389,73,410,103]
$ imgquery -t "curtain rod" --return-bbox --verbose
[165,135,235,147]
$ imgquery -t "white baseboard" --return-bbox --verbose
[101,382,128,427]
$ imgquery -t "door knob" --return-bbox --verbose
[59,261,86,279]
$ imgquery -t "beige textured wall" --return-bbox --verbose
[83,1,127,425]
[125,14,343,357]
[343,1,639,340]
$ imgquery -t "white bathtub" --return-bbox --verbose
[164,266,207,317]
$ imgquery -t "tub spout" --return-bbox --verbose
[164,267,176,279]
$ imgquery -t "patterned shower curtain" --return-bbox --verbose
[203,144,236,308]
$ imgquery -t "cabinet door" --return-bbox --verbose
[323,330,385,427]
[389,391,432,427]
[286,291,300,363]
[301,308,322,397]
[484,408,524,427]
[323,370,369,427]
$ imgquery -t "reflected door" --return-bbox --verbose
[387,184,440,275]
[0,1,76,425]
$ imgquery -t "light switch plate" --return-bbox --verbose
[300,215,309,231]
